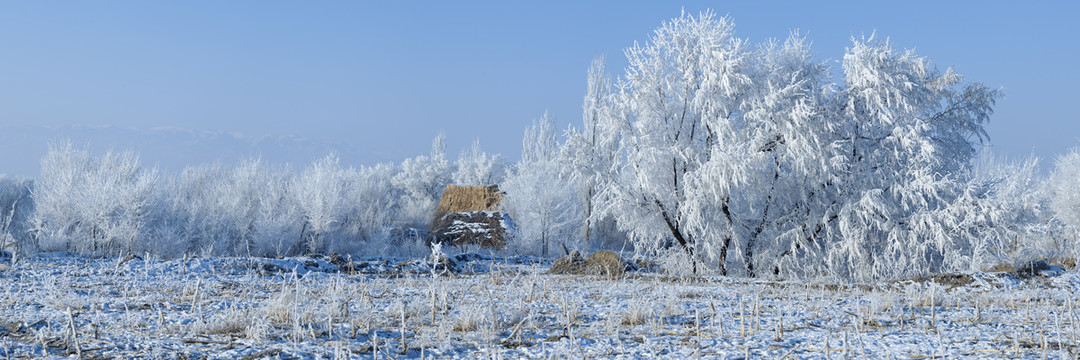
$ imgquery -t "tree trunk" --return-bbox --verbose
[719,235,731,276]
[657,200,696,274]
[746,149,782,278]
[584,187,593,247]
[719,198,734,275]
[542,231,548,257]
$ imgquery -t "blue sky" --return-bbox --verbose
[1,1,1077,177]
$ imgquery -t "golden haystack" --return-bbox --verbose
[548,250,633,277]
[434,184,504,217]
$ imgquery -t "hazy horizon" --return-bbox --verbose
[2,1,1077,177]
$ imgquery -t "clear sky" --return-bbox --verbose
[1,1,1077,177]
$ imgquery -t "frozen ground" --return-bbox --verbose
[1,252,1079,359]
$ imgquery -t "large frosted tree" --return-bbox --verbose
[595,11,751,274]
[687,33,833,277]
[590,12,1002,279]
[809,36,1000,280]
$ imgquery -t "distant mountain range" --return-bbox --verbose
[0,125,399,178]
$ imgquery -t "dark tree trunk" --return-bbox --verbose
[656,200,696,274]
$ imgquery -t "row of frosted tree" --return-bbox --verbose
[3,11,1080,281]
[6,139,500,259]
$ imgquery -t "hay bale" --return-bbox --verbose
[548,250,588,275]
[549,250,634,277]
[435,185,504,218]
[587,250,628,278]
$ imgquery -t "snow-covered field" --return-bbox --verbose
[1,252,1079,359]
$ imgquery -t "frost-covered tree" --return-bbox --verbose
[32,143,159,256]
[963,155,1055,266]
[155,164,227,256]
[807,36,1000,280]
[563,57,625,250]
[452,138,505,186]
[1048,148,1080,257]
[392,134,452,228]
[1049,150,1080,230]
[588,12,1002,280]
[161,160,303,257]
[295,154,352,253]
[343,163,399,253]
[503,113,582,256]
[246,164,305,257]
[295,156,402,255]
[595,11,752,274]
[147,155,400,258]
[0,176,33,256]
[223,161,264,254]
[684,33,834,276]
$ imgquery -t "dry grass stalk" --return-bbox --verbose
[400,301,407,355]
[66,308,81,358]
[158,305,169,333]
[753,294,760,335]
[694,308,701,344]
[930,289,936,329]
[825,335,831,360]
[740,296,746,338]
[776,313,783,342]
